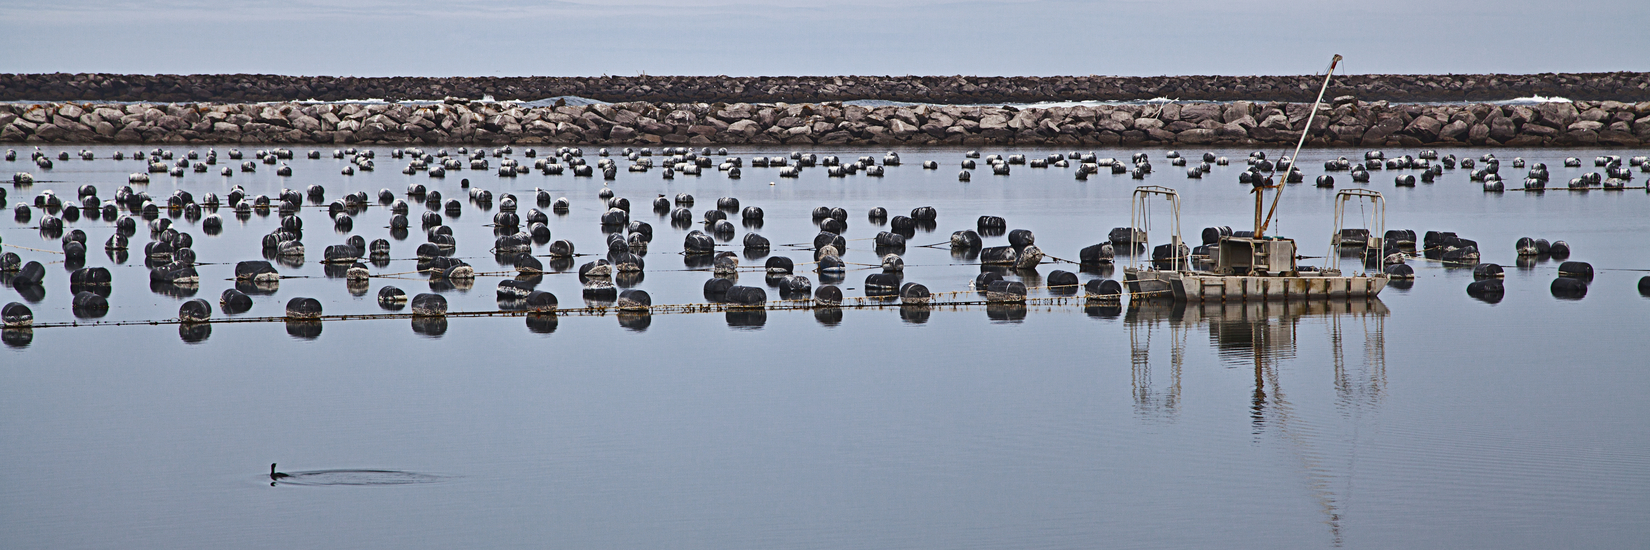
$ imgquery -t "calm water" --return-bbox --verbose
[3,144,1649,549]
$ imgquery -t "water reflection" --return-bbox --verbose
[411,316,448,337]
[1125,299,1388,421]
[814,306,843,327]
[178,322,211,343]
[10,280,47,303]
[1124,297,1389,547]
[69,283,113,299]
[1124,300,1185,422]
[286,320,323,340]
[614,271,644,289]
[899,304,931,324]
[525,313,558,334]
[985,303,1026,323]
[2,327,32,348]
[617,312,652,332]
[1084,303,1122,319]
[268,468,445,487]
[726,309,766,329]
[150,281,200,298]
[236,279,279,296]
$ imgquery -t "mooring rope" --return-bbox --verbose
[2,243,66,254]
[15,293,1157,330]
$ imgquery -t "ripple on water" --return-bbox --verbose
[269,469,448,487]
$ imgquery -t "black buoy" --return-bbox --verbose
[979,246,1017,266]
[378,286,408,310]
[899,282,931,304]
[975,271,1004,290]
[778,275,813,297]
[1472,263,1504,280]
[2,302,33,327]
[864,273,901,296]
[70,267,112,288]
[1008,229,1036,248]
[875,231,906,249]
[4,251,30,269]
[286,297,323,319]
[1549,240,1571,259]
[220,289,253,314]
[1047,270,1079,287]
[816,255,845,273]
[814,285,843,306]
[523,290,559,312]
[179,299,211,322]
[1079,243,1115,264]
[410,293,448,317]
[1383,263,1415,279]
[724,285,767,306]
[13,261,45,286]
[975,216,1006,234]
[703,277,735,301]
[1557,261,1593,282]
[497,279,534,302]
[986,280,1028,303]
[684,231,716,254]
[618,289,652,310]
[1084,278,1123,299]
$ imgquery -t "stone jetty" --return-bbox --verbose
[4,73,1650,104]
[3,96,1647,147]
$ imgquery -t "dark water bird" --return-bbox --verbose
[271,463,290,481]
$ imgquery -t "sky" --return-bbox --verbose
[1,0,1646,77]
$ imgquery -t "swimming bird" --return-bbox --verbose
[270,463,290,480]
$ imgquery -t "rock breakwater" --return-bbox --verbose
[3,97,1647,147]
[3,73,1650,104]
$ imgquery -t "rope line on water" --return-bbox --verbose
[3,243,66,254]
[15,294,1155,330]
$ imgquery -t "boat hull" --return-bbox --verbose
[1172,272,1388,301]
[1122,267,1177,296]
[1126,268,1388,302]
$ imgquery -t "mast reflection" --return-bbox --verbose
[1123,297,1389,548]
[1124,300,1185,422]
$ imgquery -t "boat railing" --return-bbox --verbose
[1129,185,1184,272]
[1330,189,1386,275]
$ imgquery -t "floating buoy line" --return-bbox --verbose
[15,294,1159,330]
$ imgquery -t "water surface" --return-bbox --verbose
[3,144,1648,549]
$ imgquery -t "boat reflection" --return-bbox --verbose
[1124,298,1387,415]
[1124,297,1388,547]
[1124,301,1186,423]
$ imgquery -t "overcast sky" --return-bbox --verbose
[1,0,1646,77]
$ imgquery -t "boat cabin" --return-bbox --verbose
[1213,236,1298,276]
